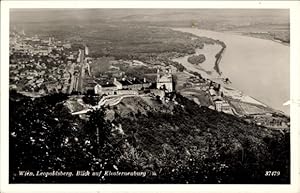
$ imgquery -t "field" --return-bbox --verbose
[228,99,274,116]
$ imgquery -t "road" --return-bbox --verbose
[72,94,140,115]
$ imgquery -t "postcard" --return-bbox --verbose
[1,1,300,193]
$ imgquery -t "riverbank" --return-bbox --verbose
[171,27,290,115]
[231,31,290,46]
[214,43,226,75]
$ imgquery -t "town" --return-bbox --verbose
[10,29,173,97]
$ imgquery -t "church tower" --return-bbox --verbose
[156,68,173,92]
[48,37,52,46]
[85,45,89,56]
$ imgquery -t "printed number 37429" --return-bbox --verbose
[265,171,280,176]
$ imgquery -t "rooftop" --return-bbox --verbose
[119,80,132,86]
[131,78,143,84]
[102,83,117,88]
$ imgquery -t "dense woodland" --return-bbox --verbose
[9,92,290,183]
[187,54,206,65]
[14,22,217,68]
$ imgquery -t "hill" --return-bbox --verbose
[9,91,289,183]
[112,93,290,183]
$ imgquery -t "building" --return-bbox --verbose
[92,66,174,96]
[48,37,52,46]
[77,49,84,63]
[94,77,152,95]
[85,45,89,56]
[95,83,118,95]
[156,68,173,92]
[215,100,233,114]
[63,43,72,49]
[113,77,151,90]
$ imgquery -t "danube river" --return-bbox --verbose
[172,28,290,115]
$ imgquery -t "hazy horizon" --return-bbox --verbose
[10,9,289,25]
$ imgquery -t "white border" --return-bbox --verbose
[1,1,300,193]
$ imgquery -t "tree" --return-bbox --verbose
[85,109,111,146]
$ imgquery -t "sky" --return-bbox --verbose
[10,9,289,25]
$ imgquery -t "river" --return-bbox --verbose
[172,28,290,115]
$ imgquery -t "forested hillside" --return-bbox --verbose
[9,92,289,183]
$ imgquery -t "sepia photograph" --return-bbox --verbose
[1,1,299,191]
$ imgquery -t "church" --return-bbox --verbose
[93,67,174,96]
